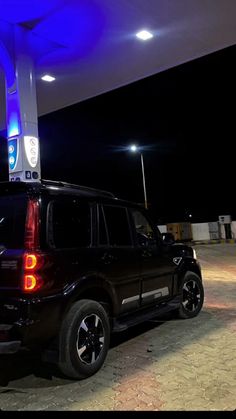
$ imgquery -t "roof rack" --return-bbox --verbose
[40,179,115,198]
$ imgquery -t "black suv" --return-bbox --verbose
[0,180,204,379]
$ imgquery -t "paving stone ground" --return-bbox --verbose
[0,244,236,411]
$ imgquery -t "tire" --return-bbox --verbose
[178,272,204,319]
[58,299,110,379]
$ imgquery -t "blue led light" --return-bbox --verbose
[8,123,20,138]
[7,112,21,137]
[6,91,21,138]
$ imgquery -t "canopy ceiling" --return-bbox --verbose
[0,0,236,130]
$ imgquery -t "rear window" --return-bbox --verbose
[49,200,91,249]
[0,194,27,249]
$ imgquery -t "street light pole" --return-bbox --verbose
[140,153,148,209]
[129,145,148,209]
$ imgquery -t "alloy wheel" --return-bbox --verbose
[182,279,201,313]
[76,313,105,365]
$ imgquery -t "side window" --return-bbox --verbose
[131,210,156,247]
[50,200,91,249]
[103,205,132,247]
[98,205,108,246]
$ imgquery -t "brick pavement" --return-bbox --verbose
[0,243,236,411]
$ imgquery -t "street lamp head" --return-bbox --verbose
[130,144,137,152]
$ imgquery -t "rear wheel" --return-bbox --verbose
[178,272,204,319]
[58,299,110,379]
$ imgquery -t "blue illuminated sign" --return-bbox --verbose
[8,138,18,171]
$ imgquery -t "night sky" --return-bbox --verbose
[1,44,235,224]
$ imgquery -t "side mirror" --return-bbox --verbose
[162,232,175,245]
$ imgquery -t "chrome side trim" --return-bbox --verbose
[142,286,169,299]
[122,286,169,305]
[122,295,139,305]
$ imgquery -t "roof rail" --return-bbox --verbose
[40,179,115,198]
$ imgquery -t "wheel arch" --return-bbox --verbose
[61,276,116,319]
[75,287,113,316]
[175,259,202,293]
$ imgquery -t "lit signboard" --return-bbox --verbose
[24,136,39,168]
[8,138,18,171]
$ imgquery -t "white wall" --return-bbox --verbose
[191,223,210,241]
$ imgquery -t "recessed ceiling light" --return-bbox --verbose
[41,74,56,82]
[136,30,153,41]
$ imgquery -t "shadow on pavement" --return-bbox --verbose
[0,350,60,388]
[0,312,174,389]
[0,305,231,391]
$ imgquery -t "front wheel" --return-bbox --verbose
[58,299,110,379]
[178,272,204,319]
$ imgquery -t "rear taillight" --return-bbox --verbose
[24,274,37,291]
[23,199,43,292]
[24,253,37,270]
[24,199,39,250]
[23,254,43,292]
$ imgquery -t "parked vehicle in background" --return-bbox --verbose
[0,180,204,379]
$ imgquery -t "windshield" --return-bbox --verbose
[0,194,27,249]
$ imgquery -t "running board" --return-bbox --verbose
[112,296,180,333]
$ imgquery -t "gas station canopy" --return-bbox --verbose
[0,0,236,129]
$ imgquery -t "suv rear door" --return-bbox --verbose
[46,196,97,293]
[129,208,176,307]
[96,204,140,315]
